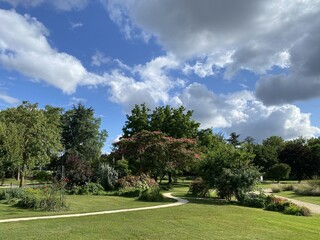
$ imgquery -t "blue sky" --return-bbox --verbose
[0,0,320,153]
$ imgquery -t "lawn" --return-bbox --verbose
[1,182,320,239]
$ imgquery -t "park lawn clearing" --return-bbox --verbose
[0,194,173,220]
[0,198,320,240]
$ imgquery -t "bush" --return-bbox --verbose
[117,174,158,189]
[240,193,268,208]
[115,188,142,198]
[80,182,105,195]
[264,196,311,216]
[1,180,67,211]
[270,185,281,193]
[138,187,163,202]
[188,177,209,197]
[98,164,118,191]
[33,171,52,182]
[293,185,320,196]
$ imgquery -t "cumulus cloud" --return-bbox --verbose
[0,9,104,94]
[179,83,320,142]
[106,0,320,103]
[1,0,89,11]
[103,55,180,112]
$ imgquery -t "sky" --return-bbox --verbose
[0,0,320,152]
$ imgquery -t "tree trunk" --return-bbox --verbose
[168,172,172,184]
[17,167,20,181]
[0,171,5,186]
[19,164,26,188]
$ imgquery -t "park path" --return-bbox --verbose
[0,193,188,223]
[263,188,320,214]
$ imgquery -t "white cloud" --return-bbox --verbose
[70,22,83,29]
[0,9,104,94]
[178,83,320,142]
[91,51,110,67]
[103,55,180,112]
[0,92,19,105]
[106,0,320,103]
[1,0,89,11]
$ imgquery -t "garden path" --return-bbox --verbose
[0,193,188,223]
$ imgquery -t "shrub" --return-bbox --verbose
[2,180,67,211]
[264,196,311,216]
[240,193,268,208]
[294,185,320,196]
[33,171,53,182]
[80,182,105,195]
[138,187,163,202]
[283,205,311,216]
[188,177,209,197]
[115,188,142,198]
[117,174,158,190]
[270,185,281,193]
[98,164,118,191]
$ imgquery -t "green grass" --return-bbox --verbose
[1,198,320,239]
[276,191,320,206]
[1,183,320,239]
[0,178,41,186]
[0,194,173,220]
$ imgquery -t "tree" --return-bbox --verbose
[196,129,225,153]
[122,104,200,139]
[122,103,150,138]
[266,163,291,183]
[279,138,313,182]
[114,130,198,182]
[227,132,241,147]
[198,142,260,201]
[61,103,107,164]
[0,101,62,187]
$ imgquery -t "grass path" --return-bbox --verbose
[0,193,188,223]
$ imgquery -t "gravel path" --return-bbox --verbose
[263,188,320,214]
[0,193,188,223]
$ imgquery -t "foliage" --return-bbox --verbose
[64,155,92,186]
[114,130,198,182]
[266,163,291,182]
[279,138,313,181]
[188,177,209,197]
[239,192,269,208]
[115,159,131,178]
[1,180,67,211]
[0,102,63,187]
[138,187,163,202]
[198,143,260,201]
[117,174,158,189]
[264,195,311,216]
[122,104,200,139]
[61,103,107,165]
[33,170,53,182]
[293,184,320,196]
[67,182,105,195]
[196,128,225,153]
[227,132,241,147]
[98,164,118,191]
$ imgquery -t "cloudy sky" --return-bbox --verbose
[0,0,320,152]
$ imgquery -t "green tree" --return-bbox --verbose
[0,101,62,187]
[122,103,150,138]
[122,104,200,139]
[198,142,260,201]
[227,132,241,147]
[279,138,313,182]
[61,103,107,164]
[266,163,291,183]
[197,129,225,153]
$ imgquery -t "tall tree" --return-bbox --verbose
[0,101,62,187]
[122,104,150,138]
[114,130,198,182]
[227,132,241,147]
[61,103,108,165]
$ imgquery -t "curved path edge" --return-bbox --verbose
[0,193,188,223]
